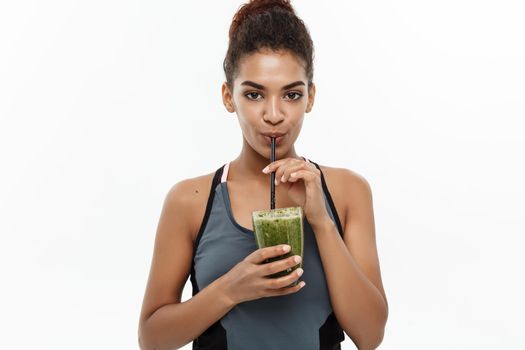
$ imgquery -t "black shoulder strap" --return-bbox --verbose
[190,164,225,295]
[308,160,345,237]
[190,164,230,347]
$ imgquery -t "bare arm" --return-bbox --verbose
[138,178,234,350]
[310,170,388,350]
[139,277,235,350]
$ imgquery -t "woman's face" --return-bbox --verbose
[222,49,315,159]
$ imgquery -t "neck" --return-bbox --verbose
[230,137,301,183]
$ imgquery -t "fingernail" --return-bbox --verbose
[281,175,286,183]
[282,245,291,252]
[275,178,279,186]
[291,172,297,177]
[262,166,270,173]
[293,255,302,264]
[296,268,304,276]
[299,281,306,288]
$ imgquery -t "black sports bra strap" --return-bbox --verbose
[309,160,345,237]
[192,164,226,261]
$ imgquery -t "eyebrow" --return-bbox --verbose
[240,80,305,90]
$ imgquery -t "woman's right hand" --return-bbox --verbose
[220,244,305,305]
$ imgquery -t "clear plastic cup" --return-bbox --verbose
[252,206,304,286]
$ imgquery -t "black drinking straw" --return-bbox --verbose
[270,137,276,209]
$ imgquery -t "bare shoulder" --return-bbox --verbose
[138,170,218,327]
[315,164,373,227]
[318,164,371,197]
[166,170,217,243]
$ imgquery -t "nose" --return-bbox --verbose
[262,95,285,125]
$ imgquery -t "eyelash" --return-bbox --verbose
[244,91,303,101]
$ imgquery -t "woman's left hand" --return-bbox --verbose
[262,158,330,227]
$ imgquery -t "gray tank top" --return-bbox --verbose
[190,159,345,350]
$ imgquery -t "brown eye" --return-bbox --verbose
[245,92,262,101]
[285,92,303,101]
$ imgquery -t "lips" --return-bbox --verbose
[261,132,286,138]
[261,133,285,146]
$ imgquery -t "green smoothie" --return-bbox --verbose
[252,206,304,284]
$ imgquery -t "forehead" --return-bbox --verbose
[235,49,307,87]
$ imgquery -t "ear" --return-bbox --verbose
[305,82,316,113]
[221,82,236,113]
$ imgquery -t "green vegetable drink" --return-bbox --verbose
[252,206,304,286]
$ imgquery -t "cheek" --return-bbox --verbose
[237,100,262,118]
[289,115,305,136]
[235,104,261,129]
[236,111,259,136]
[234,95,258,118]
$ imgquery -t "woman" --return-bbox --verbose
[138,1,388,349]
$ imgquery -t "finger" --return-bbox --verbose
[271,158,296,186]
[304,161,319,173]
[264,267,304,290]
[262,157,304,176]
[265,281,306,297]
[288,169,317,183]
[244,244,291,264]
[280,162,310,184]
[262,158,288,174]
[274,159,308,186]
[257,254,302,277]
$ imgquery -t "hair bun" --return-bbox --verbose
[223,0,314,88]
[229,0,295,39]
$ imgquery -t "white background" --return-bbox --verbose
[1,1,524,349]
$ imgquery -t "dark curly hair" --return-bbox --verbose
[223,0,315,91]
